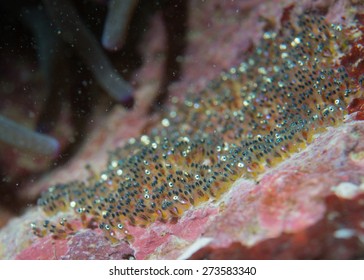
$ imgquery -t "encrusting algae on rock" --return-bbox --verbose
[32,13,363,243]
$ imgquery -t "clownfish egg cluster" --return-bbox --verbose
[33,14,361,242]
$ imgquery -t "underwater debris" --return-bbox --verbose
[32,13,362,243]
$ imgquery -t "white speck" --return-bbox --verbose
[193,103,200,109]
[331,182,361,199]
[334,228,356,239]
[229,67,236,74]
[258,67,267,75]
[141,135,150,145]
[161,118,170,127]
[102,210,108,217]
[279,44,287,50]
[170,111,177,118]
[100,173,108,181]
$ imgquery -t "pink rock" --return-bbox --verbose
[7,121,364,260]
[191,122,364,259]
[16,237,68,260]
[16,230,134,260]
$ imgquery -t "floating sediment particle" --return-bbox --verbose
[33,13,362,242]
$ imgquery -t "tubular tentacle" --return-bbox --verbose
[0,115,59,156]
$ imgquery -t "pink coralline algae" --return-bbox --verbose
[1,0,364,260]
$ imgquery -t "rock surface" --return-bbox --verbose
[2,120,364,259]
